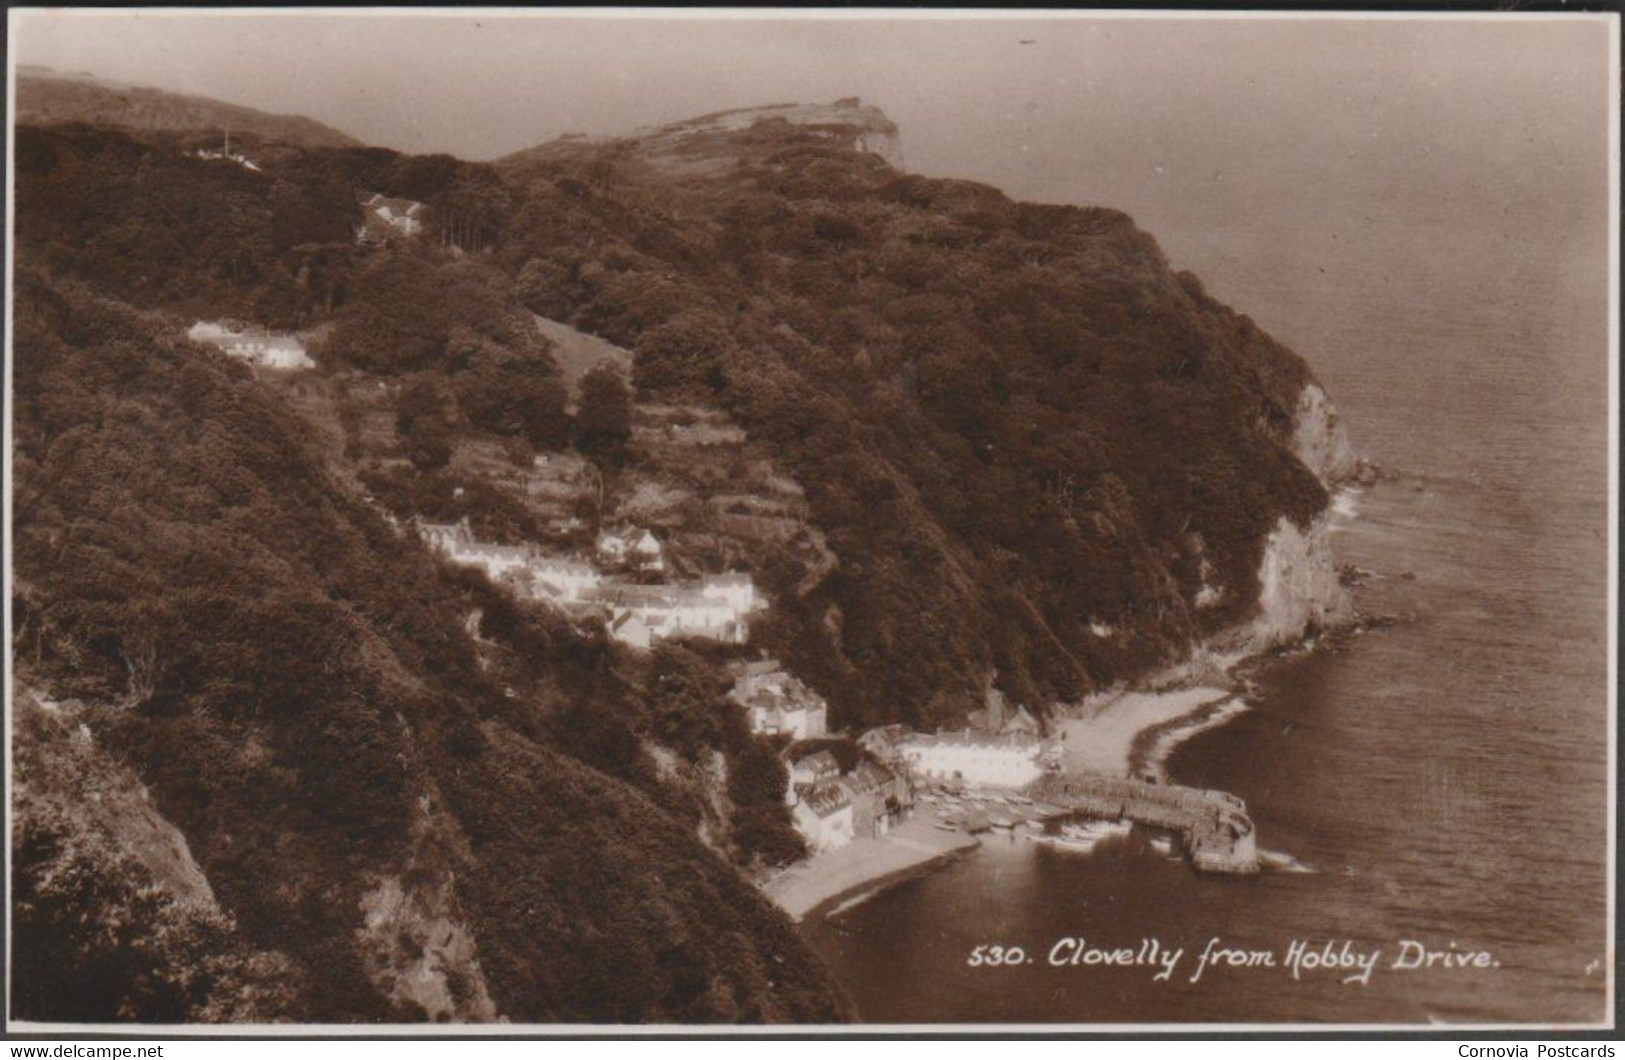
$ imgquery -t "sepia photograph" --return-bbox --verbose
[4,7,1617,1033]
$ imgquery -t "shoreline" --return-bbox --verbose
[1057,686,1239,781]
[766,618,1366,925]
[761,817,979,922]
[768,481,1371,923]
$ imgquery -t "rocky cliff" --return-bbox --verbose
[1256,382,1357,647]
[1248,511,1348,649]
[1291,383,1358,487]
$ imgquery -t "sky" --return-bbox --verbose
[11,10,1616,373]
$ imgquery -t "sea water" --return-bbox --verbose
[801,243,1610,1025]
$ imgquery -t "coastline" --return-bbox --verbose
[761,817,979,922]
[762,687,1251,924]
[1057,686,1238,780]
[768,479,1368,924]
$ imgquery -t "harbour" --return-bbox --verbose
[798,254,1610,1024]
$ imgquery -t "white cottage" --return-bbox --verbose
[597,527,665,571]
[790,782,854,853]
[188,322,313,370]
[895,731,1053,789]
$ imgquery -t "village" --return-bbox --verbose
[409,504,1083,869]
[179,168,1259,910]
[414,514,761,649]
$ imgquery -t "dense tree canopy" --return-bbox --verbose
[10,269,851,1023]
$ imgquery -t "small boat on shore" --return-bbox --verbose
[1062,819,1132,845]
[1030,833,1100,854]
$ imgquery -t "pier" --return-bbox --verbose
[1027,773,1260,875]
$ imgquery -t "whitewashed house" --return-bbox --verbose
[457,543,535,582]
[701,572,759,615]
[525,557,602,603]
[607,610,655,650]
[895,731,1054,789]
[416,518,473,555]
[597,527,665,571]
[790,750,841,787]
[790,783,854,853]
[188,322,314,370]
[194,132,260,171]
[730,659,827,740]
[356,192,428,244]
[416,518,535,583]
[592,581,750,649]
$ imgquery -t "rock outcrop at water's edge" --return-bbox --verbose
[1292,383,1358,488]
[1250,512,1349,649]
[1240,384,1356,651]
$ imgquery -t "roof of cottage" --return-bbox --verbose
[531,556,597,576]
[364,193,426,217]
[793,750,840,775]
[841,761,897,795]
[899,730,1045,753]
[796,781,851,817]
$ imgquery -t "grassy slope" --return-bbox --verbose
[16,72,362,149]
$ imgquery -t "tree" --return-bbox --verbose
[404,419,453,471]
[518,376,571,450]
[396,376,455,471]
[575,363,631,461]
[515,255,580,319]
[730,804,806,867]
[453,341,570,447]
[631,310,733,395]
[327,256,450,373]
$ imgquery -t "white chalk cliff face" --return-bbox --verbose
[1244,383,1357,649]
[1251,513,1346,648]
[1291,383,1357,486]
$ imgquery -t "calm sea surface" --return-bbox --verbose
[801,249,1611,1025]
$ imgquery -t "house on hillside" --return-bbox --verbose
[608,610,655,650]
[840,760,909,839]
[453,542,534,582]
[730,658,827,740]
[790,750,841,787]
[857,724,911,766]
[590,580,750,649]
[790,782,854,853]
[187,321,313,370]
[416,518,473,555]
[597,527,665,572]
[700,572,759,616]
[523,556,602,604]
[414,517,535,583]
[356,192,427,244]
